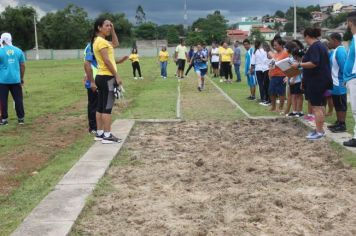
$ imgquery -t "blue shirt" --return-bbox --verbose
[344,35,356,83]
[330,45,347,95]
[234,47,241,65]
[245,47,254,75]
[0,45,25,84]
[84,43,98,89]
[193,50,208,70]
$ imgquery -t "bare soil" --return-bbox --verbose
[74,119,356,236]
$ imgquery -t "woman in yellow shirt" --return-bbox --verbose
[129,48,143,80]
[219,42,234,83]
[158,46,169,79]
[92,17,122,144]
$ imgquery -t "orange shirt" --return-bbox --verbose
[269,50,289,77]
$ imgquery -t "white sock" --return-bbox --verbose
[104,132,111,138]
[97,130,104,136]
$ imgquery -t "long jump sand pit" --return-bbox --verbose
[73,119,356,236]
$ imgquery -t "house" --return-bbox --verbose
[341,5,356,13]
[237,21,262,32]
[226,29,249,43]
[251,26,277,41]
[262,17,288,25]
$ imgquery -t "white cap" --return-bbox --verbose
[0,33,12,48]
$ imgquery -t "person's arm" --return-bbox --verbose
[20,63,25,85]
[99,48,122,85]
[84,61,96,91]
[291,61,317,69]
[116,55,129,64]
[110,22,119,48]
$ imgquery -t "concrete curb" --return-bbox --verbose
[12,119,135,236]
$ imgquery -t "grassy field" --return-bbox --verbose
[2,56,356,235]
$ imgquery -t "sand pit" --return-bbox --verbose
[73,119,356,236]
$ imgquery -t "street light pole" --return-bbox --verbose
[293,0,297,39]
[34,14,39,60]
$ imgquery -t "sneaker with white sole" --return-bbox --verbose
[306,131,325,140]
[94,133,104,141]
[18,118,25,125]
[134,77,138,80]
[0,119,8,126]
[102,134,122,144]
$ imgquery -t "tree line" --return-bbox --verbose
[0,4,228,50]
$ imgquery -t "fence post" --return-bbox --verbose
[77,49,80,59]
[51,49,54,60]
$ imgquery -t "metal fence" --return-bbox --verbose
[25,47,178,60]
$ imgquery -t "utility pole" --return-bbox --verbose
[184,0,188,30]
[34,14,39,60]
[293,0,297,39]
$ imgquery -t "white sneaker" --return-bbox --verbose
[163,77,167,79]
[220,79,223,83]
[134,77,138,80]
[139,77,144,80]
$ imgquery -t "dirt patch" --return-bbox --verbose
[74,119,356,235]
[0,101,89,195]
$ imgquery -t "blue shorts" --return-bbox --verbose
[195,68,207,77]
[269,76,286,96]
[246,74,257,88]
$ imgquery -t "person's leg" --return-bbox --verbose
[163,62,168,77]
[256,71,265,101]
[344,80,356,146]
[235,64,241,81]
[8,84,25,121]
[286,89,293,114]
[0,84,9,121]
[313,106,325,133]
[160,62,164,77]
[228,64,233,82]
[251,86,256,98]
[87,89,98,132]
[132,63,137,78]
[137,63,142,78]
[270,95,277,111]
[263,71,270,103]
[326,96,334,116]
[297,94,304,113]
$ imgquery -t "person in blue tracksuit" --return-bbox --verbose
[243,39,256,100]
[191,43,208,92]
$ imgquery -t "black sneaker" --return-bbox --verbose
[296,112,304,117]
[327,121,340,129]
[286,112,297,117]
[94,133,104,141]
[102,134,122,144]
[18,118,25,125]
[0,119,8,126]
[330,124,347,133]
[197,86,202,92]
[344,138,356,147]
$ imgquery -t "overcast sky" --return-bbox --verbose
[1,0,355,24]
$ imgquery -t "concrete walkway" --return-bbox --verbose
[12,119,135,236]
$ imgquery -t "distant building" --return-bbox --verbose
[341,5,356,13]
[237,21,262,32]
[321,3,356,14]
[251,26,277,41]
[262,17,288,25]
[226,29,249,43]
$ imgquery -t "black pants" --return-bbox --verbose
[256,70,270,102]
[87,89,98,131]
[0,83,25,120]
[221,62,233,80]
[132,61,142,77]
[185,63,194,75]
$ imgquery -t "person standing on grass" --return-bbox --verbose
[159,46,169,79]
[243,39,256,100]
[0,33,26,126]
[233,41,242,82]
[191,43,208,92]
[267,38,289,113]
[129,48,143,80]
[343,11,356,147]
[326,33,348,133]
[210,42,220,78]
[185,46,195,76]
[219,42,234,83]
[175,39,188,79]
[92,18,122,144]
[292,28,333,140]
[251,40,270,105]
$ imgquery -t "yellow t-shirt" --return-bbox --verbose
[129,53,139,62]
[93,37,117,76]
[159,51,169,62]
[219,47,234,62]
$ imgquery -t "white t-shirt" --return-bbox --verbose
[251,48,269,72]
[211,48,219,63]
[175,45,187,60]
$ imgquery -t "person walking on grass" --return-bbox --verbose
[292,28,333,140]
[210,42,220,78]
[159,46,169,79]
[251,40,270,105]
[129,48,143,80]
[243,39,257,100]
[233,41,242,82]
[175,39,188,79]
[191,43,208,92]
[343,11,356,147]
[219,42,234,83]
[267,38,289,113]
[185,46,195,76]
[92,18,122,144]
[326,33,348,133]
[0,33,26,126]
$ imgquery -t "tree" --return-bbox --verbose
[135,22,157,40]
[157,25,181,44]
[0,6,37,50]
[248,29,265,43]
[135,5,146,25]
[185,32,205,46]
[274,10,285,18]
[322,13,347,28]
[39,4,91,49]
[344,27,353,41]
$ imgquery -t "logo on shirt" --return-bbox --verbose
[6,49,15,56]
